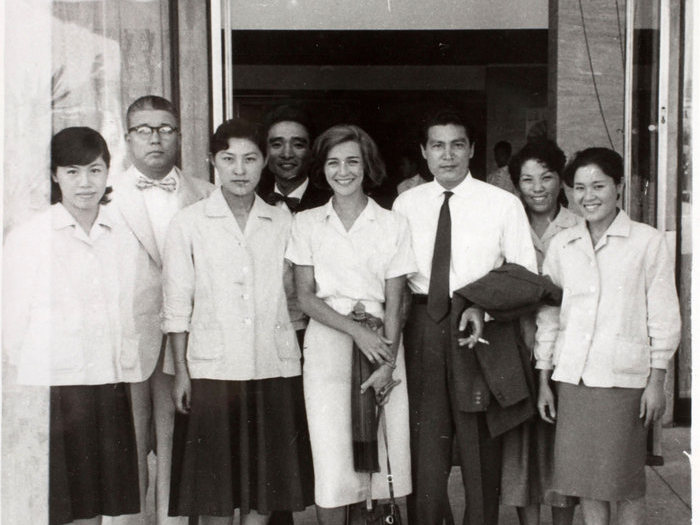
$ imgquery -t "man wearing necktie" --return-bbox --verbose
[111,96,214,525]
[393,108,537,525]
[256,104,330,525]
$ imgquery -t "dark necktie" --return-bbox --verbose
[266,191,301,212]
[427,191,453,322]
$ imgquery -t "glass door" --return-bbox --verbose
[624,0,689,423]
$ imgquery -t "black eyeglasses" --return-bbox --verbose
[128,124,178,138]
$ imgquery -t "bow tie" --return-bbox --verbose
[135,174,177,192]
[266,192,301,212]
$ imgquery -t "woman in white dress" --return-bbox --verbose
[286,124,414,524]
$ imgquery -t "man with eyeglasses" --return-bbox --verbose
[112,95,213,525]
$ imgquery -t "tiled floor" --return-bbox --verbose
[293,425,691,525]
[133,425,690,524]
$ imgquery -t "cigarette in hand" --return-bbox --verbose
[477,337,490,345]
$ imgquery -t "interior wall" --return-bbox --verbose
[227,0,548,30]
[485,65,548,174]
[549,0,625,158]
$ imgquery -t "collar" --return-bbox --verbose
[274,178,309,200]
[604,208,632,237]
[52,202,114,230]
[320,196,378,223]
[205,187,273,220]
[566,208,631,245]
[552,206,582,230]
[424,172,473,200]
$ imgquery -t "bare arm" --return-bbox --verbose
[361,276,405,404]
[537,368,556,423]
[294,264,395,366]
[170,332,191,414]
[640,368,667,428]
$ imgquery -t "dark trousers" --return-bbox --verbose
[268,328,308,525]
[404,303,502,525]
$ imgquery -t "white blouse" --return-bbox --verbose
[286,198,416,316]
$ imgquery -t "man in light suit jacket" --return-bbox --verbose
[112,95,214,525]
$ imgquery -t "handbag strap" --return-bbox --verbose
[376,405,396,504]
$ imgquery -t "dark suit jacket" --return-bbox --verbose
[450,263,563,437]
[257,170,330,212]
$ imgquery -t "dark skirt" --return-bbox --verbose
[501,417,579,507]
[49,383,140,525]
[169,376,314,517]
[553,382,646,501]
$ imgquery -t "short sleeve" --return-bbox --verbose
[385,213,417,279]
[285,212,314,266]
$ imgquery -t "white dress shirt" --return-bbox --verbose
[3,204,134,386]
[273,178,309,213]
[392,174,537,295]
[128,165,181,257]
[534,210,681,388]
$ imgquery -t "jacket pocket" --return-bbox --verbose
[50,332,83,371]
[274,322,301,360]
[187,327,224,361]
[120,334,140,370]
[612,339,650,375]
[48,307,83,371]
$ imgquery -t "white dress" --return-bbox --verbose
[286,198,415,508]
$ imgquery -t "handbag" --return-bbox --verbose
[360,407,402,525]
[350,302,382,472]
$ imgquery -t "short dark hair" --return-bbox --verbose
[210,118,265,157]
[311,124,386,189]
[494,140,512,156]
[262,104,314,146]
[50,127,112,205]
[508,139,566,187]
[126,95,179,128]
[420,107,474,146]
[563,147,623,187]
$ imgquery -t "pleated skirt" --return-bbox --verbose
[552,382,646,501]
[49,383,140,525]
[168,376,314,517]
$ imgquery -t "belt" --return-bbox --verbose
[412,294,428,304]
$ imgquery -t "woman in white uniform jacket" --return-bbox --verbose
[535,148,681,525]
[3,127,140,525]
[286,124,414,524]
